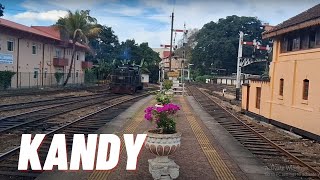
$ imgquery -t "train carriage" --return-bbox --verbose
[109,65,143,94]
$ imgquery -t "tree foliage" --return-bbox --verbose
[0,71,15,89]
[55,10,101,86]
[87,25,120,64]
[190,15,270,76]
[0,3,4,17]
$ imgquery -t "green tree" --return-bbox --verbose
[87,25,120,64]
[191,15,270,76]
[55,10,101,86]
[117,40,161,82]
[0,3,4,17]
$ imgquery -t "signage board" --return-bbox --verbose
[0,53,13,64]
[167,71,179,77]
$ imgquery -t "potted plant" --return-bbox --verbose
[144,103,181,179]
[163,79,173,95]
[155,92,171,107]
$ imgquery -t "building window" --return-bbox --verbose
[281,27,320,53]
[76,53,79,60]
[32,44,37,54]
[309,31,316,48]
[56,48,61,58]
[279,78,284,96]
[292,36,300,51]
[300,34,309,49]
[302,79,309,100]
[316,29,320,47]
[256,87,261,109]
[7,41,14,52]
[34,71,38,79]
[287,37,293,51]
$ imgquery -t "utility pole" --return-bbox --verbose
[236,31,244,101]
[169,12,174,72]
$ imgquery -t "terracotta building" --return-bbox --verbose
[153,47,185,71]
[0,18,92,88]
[241,4,320,140]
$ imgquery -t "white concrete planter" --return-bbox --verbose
[145,130,181,180]
[165,90,174,95]
[155,104,164,108]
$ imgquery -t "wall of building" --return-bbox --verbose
[216,77,249,86]
[242,39,320,136]
[141,74,149,84]
[0,33,86,88]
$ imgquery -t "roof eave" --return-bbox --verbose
[262,18,320,39]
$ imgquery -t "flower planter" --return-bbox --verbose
[155,104,164,108]
[145,130,181,157]
[145,130,181,179]
[165,90,174,95]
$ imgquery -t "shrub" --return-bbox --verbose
[163,79,173,90]
[54,72,64,85]
[195,75,213,83]
[0,71,15,89]
[156,92,171,105]
[144,103,180,134]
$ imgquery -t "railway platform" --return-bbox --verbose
[36,94,275,180]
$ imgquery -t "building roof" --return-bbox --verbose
[32,25,89,49]
[263,4,320,39]
[0,18,89,50]
[32,26,61,39]
[0,18,60,40]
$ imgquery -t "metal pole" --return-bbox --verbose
[236,31,244,100]
[182,60,184,83]
[188,67,190,81]
[180,61,183,83]
[158,63,161,83]
[169,12,174,72]
[16,38,21,88]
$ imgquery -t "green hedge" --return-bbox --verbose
[0,71,15,89]
[195,75,213,83]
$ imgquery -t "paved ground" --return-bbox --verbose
[37,95,277,180]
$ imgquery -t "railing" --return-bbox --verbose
[53,57,68,67]
[160,82,185,95]
[2,72,104,89]
[82,61,93,69]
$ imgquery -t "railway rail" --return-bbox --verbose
[0,85,108,98]
[0,93,120,134]
[0,93,109,112]
[188,86,320,179]
[0,91,151,179]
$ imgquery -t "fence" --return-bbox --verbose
[5,72,101,89]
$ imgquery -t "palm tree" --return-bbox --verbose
[55,10,101,86]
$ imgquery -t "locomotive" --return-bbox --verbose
[109,65,143,94]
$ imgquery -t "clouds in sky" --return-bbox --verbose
[13,10,68,21]
[2,0,320,48]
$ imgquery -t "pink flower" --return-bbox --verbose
[144,113,152,121]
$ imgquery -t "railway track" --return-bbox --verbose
[0,93,109,112]
[0,93,120,134]
[0,85,108,98]
[0,91,151,179]
[188,86,320,180]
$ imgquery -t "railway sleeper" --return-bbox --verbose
[0,170,40,177]
[246,147,279,152]
[251,151,284,156]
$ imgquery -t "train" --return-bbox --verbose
[109,65,143,94]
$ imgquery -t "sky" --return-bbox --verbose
[1,0,320,48]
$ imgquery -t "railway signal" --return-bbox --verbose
[236,31,272,100]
